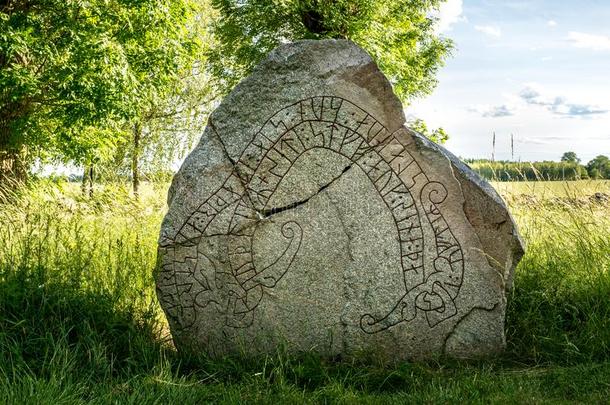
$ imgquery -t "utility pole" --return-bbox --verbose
[492,131,496,162]
[511,133,514,161]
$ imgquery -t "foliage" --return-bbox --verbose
[561,151,580,164]
[2,0,454,186]
[407,117,449,144]
[587,155,610,180]
[206,0,453,103]
[467,155,610,182]
[466,159,597,181]
[1,179,610,401]
[0,0,204,174]
[113,2,217,189]
[109,60,217,188]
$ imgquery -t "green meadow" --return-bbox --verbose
[1,180,609,403]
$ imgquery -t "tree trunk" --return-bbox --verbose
[0,146,28,188]
[81,166,89,196]
[88,166,94,198]
[1,102,29,187]
[81,164,94,197]
[132,122,141,199]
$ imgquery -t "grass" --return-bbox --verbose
[1,179,609,403]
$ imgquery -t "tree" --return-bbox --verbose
[112,64,217,196]
[120,4,218,197]
[587,155,610,179]
[0,0,203,185]
[207,0,453,103]
[406,117,449,144]
[561,151,580,164]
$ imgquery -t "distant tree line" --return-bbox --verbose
[466,152,610,181]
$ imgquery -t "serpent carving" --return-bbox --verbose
[157,96,464,333]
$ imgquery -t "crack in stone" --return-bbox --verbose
[166,121,266,245]
[495,219,508,230]
[328,195,353,356]
[164,235,202,247]
[168,222,262,248]
[209,119,235,166]
[323,195,354,357]
[209,119,260,214]
[260,163,353,219]
[329,197,354,261]
[210,114,399,225]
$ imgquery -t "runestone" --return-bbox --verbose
[157,40,524,360]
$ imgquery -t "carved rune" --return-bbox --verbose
[157,96,464,333]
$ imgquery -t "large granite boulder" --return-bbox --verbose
[157,39,524,360]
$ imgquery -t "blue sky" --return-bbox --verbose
[408,0,610,162]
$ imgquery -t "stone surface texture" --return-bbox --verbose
[157,39,524,360]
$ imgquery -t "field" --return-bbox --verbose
[1,180,609,403]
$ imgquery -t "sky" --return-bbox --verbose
[408,0,610,162]
[39,1,610,177]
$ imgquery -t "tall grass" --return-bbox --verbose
[0,181,169,402]
[0,179,609,402]
[508,183,610,364]
[503,181,610,364]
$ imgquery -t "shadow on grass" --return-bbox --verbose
[1,266,610,402]
[0,269,166,381]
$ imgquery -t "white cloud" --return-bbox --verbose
[434,0,465,33]
[555,103,608,117]
[547,20,557,27]
[518,85,543,103]
[567,31,610,51]
[467,85,608,120]
[517,135,570,146]
[474,25,502,37]
[519,85,608,118]
[517,137,556,146]
[468,104,516,118]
